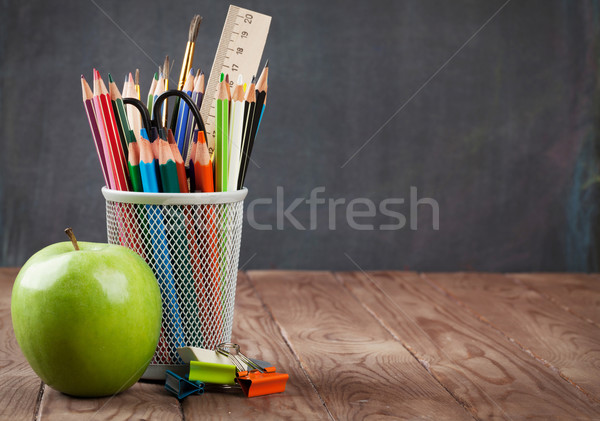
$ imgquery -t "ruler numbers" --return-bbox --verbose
[199,5,271,155]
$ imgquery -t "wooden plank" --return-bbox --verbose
[38,382,182,420]
[425,272,600,402]
[182,272,330,419]
[508,273,600,327]
[247,270,472,420]
[337,271,600,419]
[0,268,43,421]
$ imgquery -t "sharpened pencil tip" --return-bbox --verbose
[108,73,114,83]
[251,75,256,83]
[264,59,269,68]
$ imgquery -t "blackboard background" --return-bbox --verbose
[1,0,599,271]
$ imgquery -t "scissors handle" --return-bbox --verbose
[152,90,206,135]
[122,97,152,136]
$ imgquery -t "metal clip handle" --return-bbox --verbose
[216,342,264,373]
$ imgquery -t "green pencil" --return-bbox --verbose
[127,131,143,192]
[108,74,135,150]
[158,139,181,193]
[215,77,229,192]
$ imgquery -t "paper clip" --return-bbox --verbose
[165,370,204,400]
[216,343,289,398]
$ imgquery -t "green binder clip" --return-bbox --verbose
[188,360,238,385]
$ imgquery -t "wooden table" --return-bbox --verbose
[2,269,600,420]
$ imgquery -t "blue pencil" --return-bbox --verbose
[174,70,195,159]
[139,129,185,357]
[182,71,204,163]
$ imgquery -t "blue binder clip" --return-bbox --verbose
[165,370,204,400]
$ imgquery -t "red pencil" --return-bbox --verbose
[93,69,130,191]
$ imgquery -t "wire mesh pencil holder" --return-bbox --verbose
[102,187,248,380]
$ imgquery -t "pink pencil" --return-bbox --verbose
[81,75,110,187]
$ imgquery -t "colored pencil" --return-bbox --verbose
[167,129,189,193]
[237,77,256,189]
[158,139,180,193]
[174,69,195,158]
[187,129,198,192]
[147,72,158,116]
[183,70,205,163]
[153,72,165,122]
[135,69,141,100]
[94,70,130,191]
[90,73,118,190]
[127,138,143,193]
[255,60,269,132]
[194,131,214,193]
[139,131,160,193]
[108,73,134,150]
[81,75,111,188]
[139,132,185,350]
[161,56,171,127]
[215,78,229,192]
[125,72,142,142]
[239,71,268,187]
[228,75,245,192]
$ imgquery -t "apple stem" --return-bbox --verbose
[64,228,80,251]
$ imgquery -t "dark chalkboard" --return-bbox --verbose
[1,0,598,271]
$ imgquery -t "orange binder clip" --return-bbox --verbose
[236,367,289,397]
[216,343,289,398]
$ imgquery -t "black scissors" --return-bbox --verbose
[123,90,206,141]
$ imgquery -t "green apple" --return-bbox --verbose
[11,229,162,397]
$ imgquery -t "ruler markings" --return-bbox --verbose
[198,5,271,155]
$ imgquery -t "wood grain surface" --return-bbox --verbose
[0,268,42,421]
[425,272,600,402]
[182,272,330,419]
[247,270,472,420]
[508,272,600,327]
[37,382,181,421]
[337,271,600,419]
[3,268,600,420]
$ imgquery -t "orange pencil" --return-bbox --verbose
[194,131,214,193]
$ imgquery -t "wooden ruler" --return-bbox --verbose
[200,5,271,155]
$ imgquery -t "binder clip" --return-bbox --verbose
[189,360,237,385]
[178,346,272,371]
[164,370,204,400]
[216,343,289,398]
[178,347,238,385]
